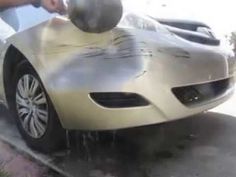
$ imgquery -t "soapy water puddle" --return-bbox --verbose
[50,119,199,177]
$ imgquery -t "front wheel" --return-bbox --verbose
[10,61,66,152]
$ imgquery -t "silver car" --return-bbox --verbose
[0,2,235,152]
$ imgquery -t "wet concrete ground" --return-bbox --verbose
[0,141,48,177]
[56,112,236,177]
[0,93,236,177]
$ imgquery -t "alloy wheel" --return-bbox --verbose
[16,74,48,138]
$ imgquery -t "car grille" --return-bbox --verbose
[157,19,210,31]
[172,78,233,107]
[90,92,150,108]
[174,32,220,46]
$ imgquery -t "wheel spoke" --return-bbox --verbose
[16,93,28,108]
[36,108,48,122]
[33,93,46,105]
[29,116,38,138]
[33,113,46,135]
[18,107,29,117]
[22,113,31,130]
[29,78,39,96]
[23,75,30,95]
[17,79,27,98]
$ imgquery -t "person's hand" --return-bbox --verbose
[41,0,66,14]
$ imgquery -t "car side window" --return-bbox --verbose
[16,6,56,32]
[0,8,19,31]
[3,6,55,32]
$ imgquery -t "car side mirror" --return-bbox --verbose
[67,0,123,33]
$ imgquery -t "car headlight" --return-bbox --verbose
[196,27,217,39]
[119,13,157,31]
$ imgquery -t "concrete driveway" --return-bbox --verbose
[0,92,235,177]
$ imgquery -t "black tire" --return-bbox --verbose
[10,61,66,153]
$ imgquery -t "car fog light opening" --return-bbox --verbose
[172,78,232,106]
[90,92,150,108]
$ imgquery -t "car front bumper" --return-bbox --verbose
[5,18,235,130]
[45,30,235,130]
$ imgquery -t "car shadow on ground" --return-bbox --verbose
[49,112,236,177]
[1,105,236,177]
